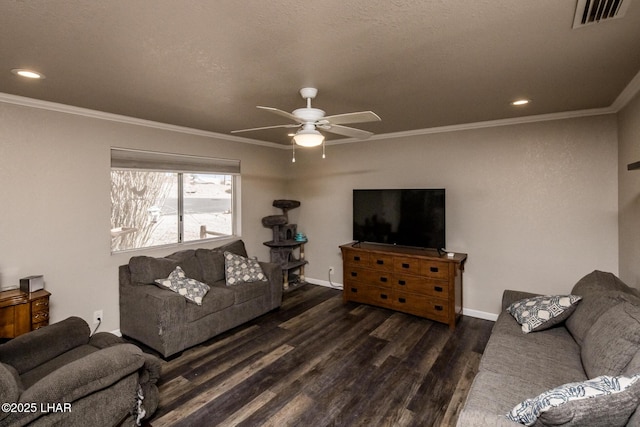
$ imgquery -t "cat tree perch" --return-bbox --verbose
[262,200,308,290]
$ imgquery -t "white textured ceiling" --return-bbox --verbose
[1,0,640,145]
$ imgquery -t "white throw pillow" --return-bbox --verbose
[507,294,582,333]
[155,266,210,305]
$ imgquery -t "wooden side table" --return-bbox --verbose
[0,289,51,339]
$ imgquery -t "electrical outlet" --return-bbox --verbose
[93,310,103,324]
[329,266,335,275]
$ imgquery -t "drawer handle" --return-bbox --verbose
[380,294,388,300]
[376,259,384,265]
[354,256,361,261]
[435,305,443,311]
[402,263,410,269]
[351,272,358,277]
[398,280,406,286]
[434,286,443,292]
[350,287,358,293]
[380,277,388,283]
[430,267,439,273]
[398,297,406,303]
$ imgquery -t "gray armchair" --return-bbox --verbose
[0,317,160,427]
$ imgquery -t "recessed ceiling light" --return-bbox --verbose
[11,68,45,79]
[511,99,530,106]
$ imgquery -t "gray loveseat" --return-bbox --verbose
[0,316,160,427]
[457,270,640,426]
[119,239,282,358]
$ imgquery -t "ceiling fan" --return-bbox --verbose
[231,87,381,147]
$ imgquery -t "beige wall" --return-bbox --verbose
[0,101,288,332]
[618,92,640,287]
[289,115,619,317]
[0,99,624,329]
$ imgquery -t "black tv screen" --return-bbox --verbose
[353,189,445,249]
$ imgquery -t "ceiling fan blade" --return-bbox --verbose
[257,106,303,123]
[231,123,299,134]
[322,124,374,139]
[322,111,381,125]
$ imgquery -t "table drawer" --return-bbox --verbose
[32,310,49,324]
[32,297,49,310]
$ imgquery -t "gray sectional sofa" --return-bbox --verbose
[119,240,282,358]
[458,270,640,426]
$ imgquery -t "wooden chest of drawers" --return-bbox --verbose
[340,242,466,329]
[0,289,51,339]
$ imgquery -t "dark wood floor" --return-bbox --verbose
[144,284,494,427]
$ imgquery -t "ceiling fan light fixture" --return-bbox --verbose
[293,128,324,147]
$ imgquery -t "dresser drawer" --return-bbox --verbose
[394,256,421,275]
[394,292,449,322]
[421,260,449,280]
[31,297,49,310]
[368,253,394,272]
[32,310,49,324]
[394,275,450,298]
[345,267,393,289]
[343,249,370,268]
[344,284,392,308]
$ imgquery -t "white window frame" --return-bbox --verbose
[110,147,241,253]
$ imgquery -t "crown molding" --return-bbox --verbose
[326,107,616,146]
[611,69,640,112]
[0,92,283,149]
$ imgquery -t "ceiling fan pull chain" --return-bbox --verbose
[322,140,326,159]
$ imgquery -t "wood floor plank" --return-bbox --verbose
[145,284,494,427]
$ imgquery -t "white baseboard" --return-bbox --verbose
[304,278,343,290]
[462,308,499,322]
[307,277,499,322]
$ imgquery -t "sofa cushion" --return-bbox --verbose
[155,266,210,305]
[19,344,98,389]
[506,374,640,427]
[565,290,636,347]
[195,241,248,284]
[480,312,586,386]
[228,280,270,304]
[165,249,204,282]
[224,252,267,286]
[184,285,235,323]
[506,295,581,333]
[195,248,226,283]
[129,256,179,284]
[582,302,640,378]
[0,362,22,407]
[571,270,640,297]
[0,316,90,374]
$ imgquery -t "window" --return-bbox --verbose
[110,148,240,252]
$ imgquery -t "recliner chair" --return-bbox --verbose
[0,316,160,427]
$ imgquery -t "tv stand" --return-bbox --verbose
[340,242,467,329]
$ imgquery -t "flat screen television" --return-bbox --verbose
[352,189,445,250]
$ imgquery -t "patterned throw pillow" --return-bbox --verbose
[507,295,582,333]
[224,251,267,286]
[155,266,210,305]
[506,374,640,426]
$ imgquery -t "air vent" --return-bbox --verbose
[573,0,631,28]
